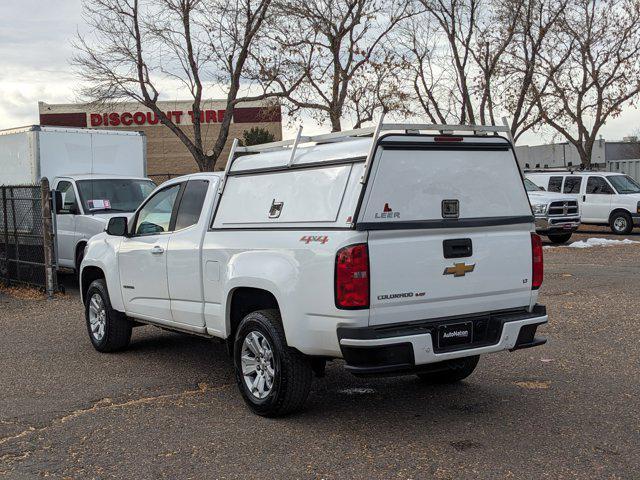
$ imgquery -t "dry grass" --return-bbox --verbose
[0,284,48,300]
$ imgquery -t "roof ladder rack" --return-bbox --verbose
[287,126,305,168]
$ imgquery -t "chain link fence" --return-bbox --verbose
[0,179,57,296]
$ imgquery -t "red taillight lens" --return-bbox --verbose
[531,233,543,289]
[335,243,369,309]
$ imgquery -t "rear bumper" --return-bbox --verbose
[337,305,547,376]
[633,213,640,226]
[535,216,580,233]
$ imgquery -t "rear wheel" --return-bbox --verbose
[547,233,572,244]
[233,309,313,417]
[416,355,479,384]
[84,279,132,352]
[610,211,633,235]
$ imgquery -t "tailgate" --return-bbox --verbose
[357,135,535,326]
[367,228,533,325]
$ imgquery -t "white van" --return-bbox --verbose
[526,171,640,234]
[80,121,548,416]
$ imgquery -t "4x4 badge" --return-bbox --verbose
[443,262,475,277]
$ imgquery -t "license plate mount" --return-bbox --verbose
[437,321,473,349]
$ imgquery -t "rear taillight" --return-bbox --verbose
[335,243,369,309]
[531,233,543,289]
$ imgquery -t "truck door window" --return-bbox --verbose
[563,176,582,194]
[134,184,181,235]
[548,176,563,192]
[586,177,613,194]
[174,180,209,230]
[57,181,79,214]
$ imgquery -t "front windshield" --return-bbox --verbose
[76,179,156,213]
[608,175,640,194]
[524,178,543,192]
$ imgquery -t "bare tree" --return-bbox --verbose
[533,0,640,167]
[500,0,567,141]
[273,0,414,131]
[73,0,300,171]
[346,47,413,128]
[405,0,565,141]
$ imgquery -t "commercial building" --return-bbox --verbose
[515,137,640,171]
[38,100,282,177]
[515,141,606,170]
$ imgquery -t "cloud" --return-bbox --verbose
[1,1,639,144]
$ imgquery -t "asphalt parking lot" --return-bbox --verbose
[1,227,639,479]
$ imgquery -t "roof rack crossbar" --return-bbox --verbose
[287,126,305,168]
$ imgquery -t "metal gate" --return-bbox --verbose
[0,179,57,296]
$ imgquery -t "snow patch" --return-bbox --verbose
[567,238,640,249]
[338,387,375,395]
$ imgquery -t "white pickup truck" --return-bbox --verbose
[80,122,548,416]
[524,178,581,244]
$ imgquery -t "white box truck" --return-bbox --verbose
[0,126,155,271]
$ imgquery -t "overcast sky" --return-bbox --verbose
[1,0,639,145]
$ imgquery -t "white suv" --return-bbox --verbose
[526,171,640,235]
[80,122,548,416]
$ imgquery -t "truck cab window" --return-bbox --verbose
[563,176,582,194]
[57,181,79,214]
[135,184,181,235]
[548,176,563,192]
[174,180,209,230]
[586,177,613,194]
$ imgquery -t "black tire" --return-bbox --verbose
[547,233,572,244]
[84,279,132,352]
[610,211,633,235]
[416,355,479,384]
[233,309,313,417]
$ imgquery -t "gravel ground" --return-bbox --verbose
[1,227,639,479]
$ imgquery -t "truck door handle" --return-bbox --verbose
[582,195,586,202]
[443,238,472,259]
[150,245,165,255]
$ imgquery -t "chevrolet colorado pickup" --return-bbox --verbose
[80,122,548,416]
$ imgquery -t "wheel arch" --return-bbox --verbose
[226,286,281,349]
[609,208,633,222]
[81,265,105,304]
[75,241,88,271]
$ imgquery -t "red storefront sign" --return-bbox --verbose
[39,106,281,128]
[89,109,227,127]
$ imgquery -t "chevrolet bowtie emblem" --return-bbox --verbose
[443,262,475,277]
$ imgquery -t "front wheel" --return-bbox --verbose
[84,279,132,352]
[416,355,479,384]
[547,233,573,244]
[233,309,313,417]
[610,211,633,235]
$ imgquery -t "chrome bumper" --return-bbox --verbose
[535,216,580,233]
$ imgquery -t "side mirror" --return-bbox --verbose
[106,216,128,236]
[52,190,63,214]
